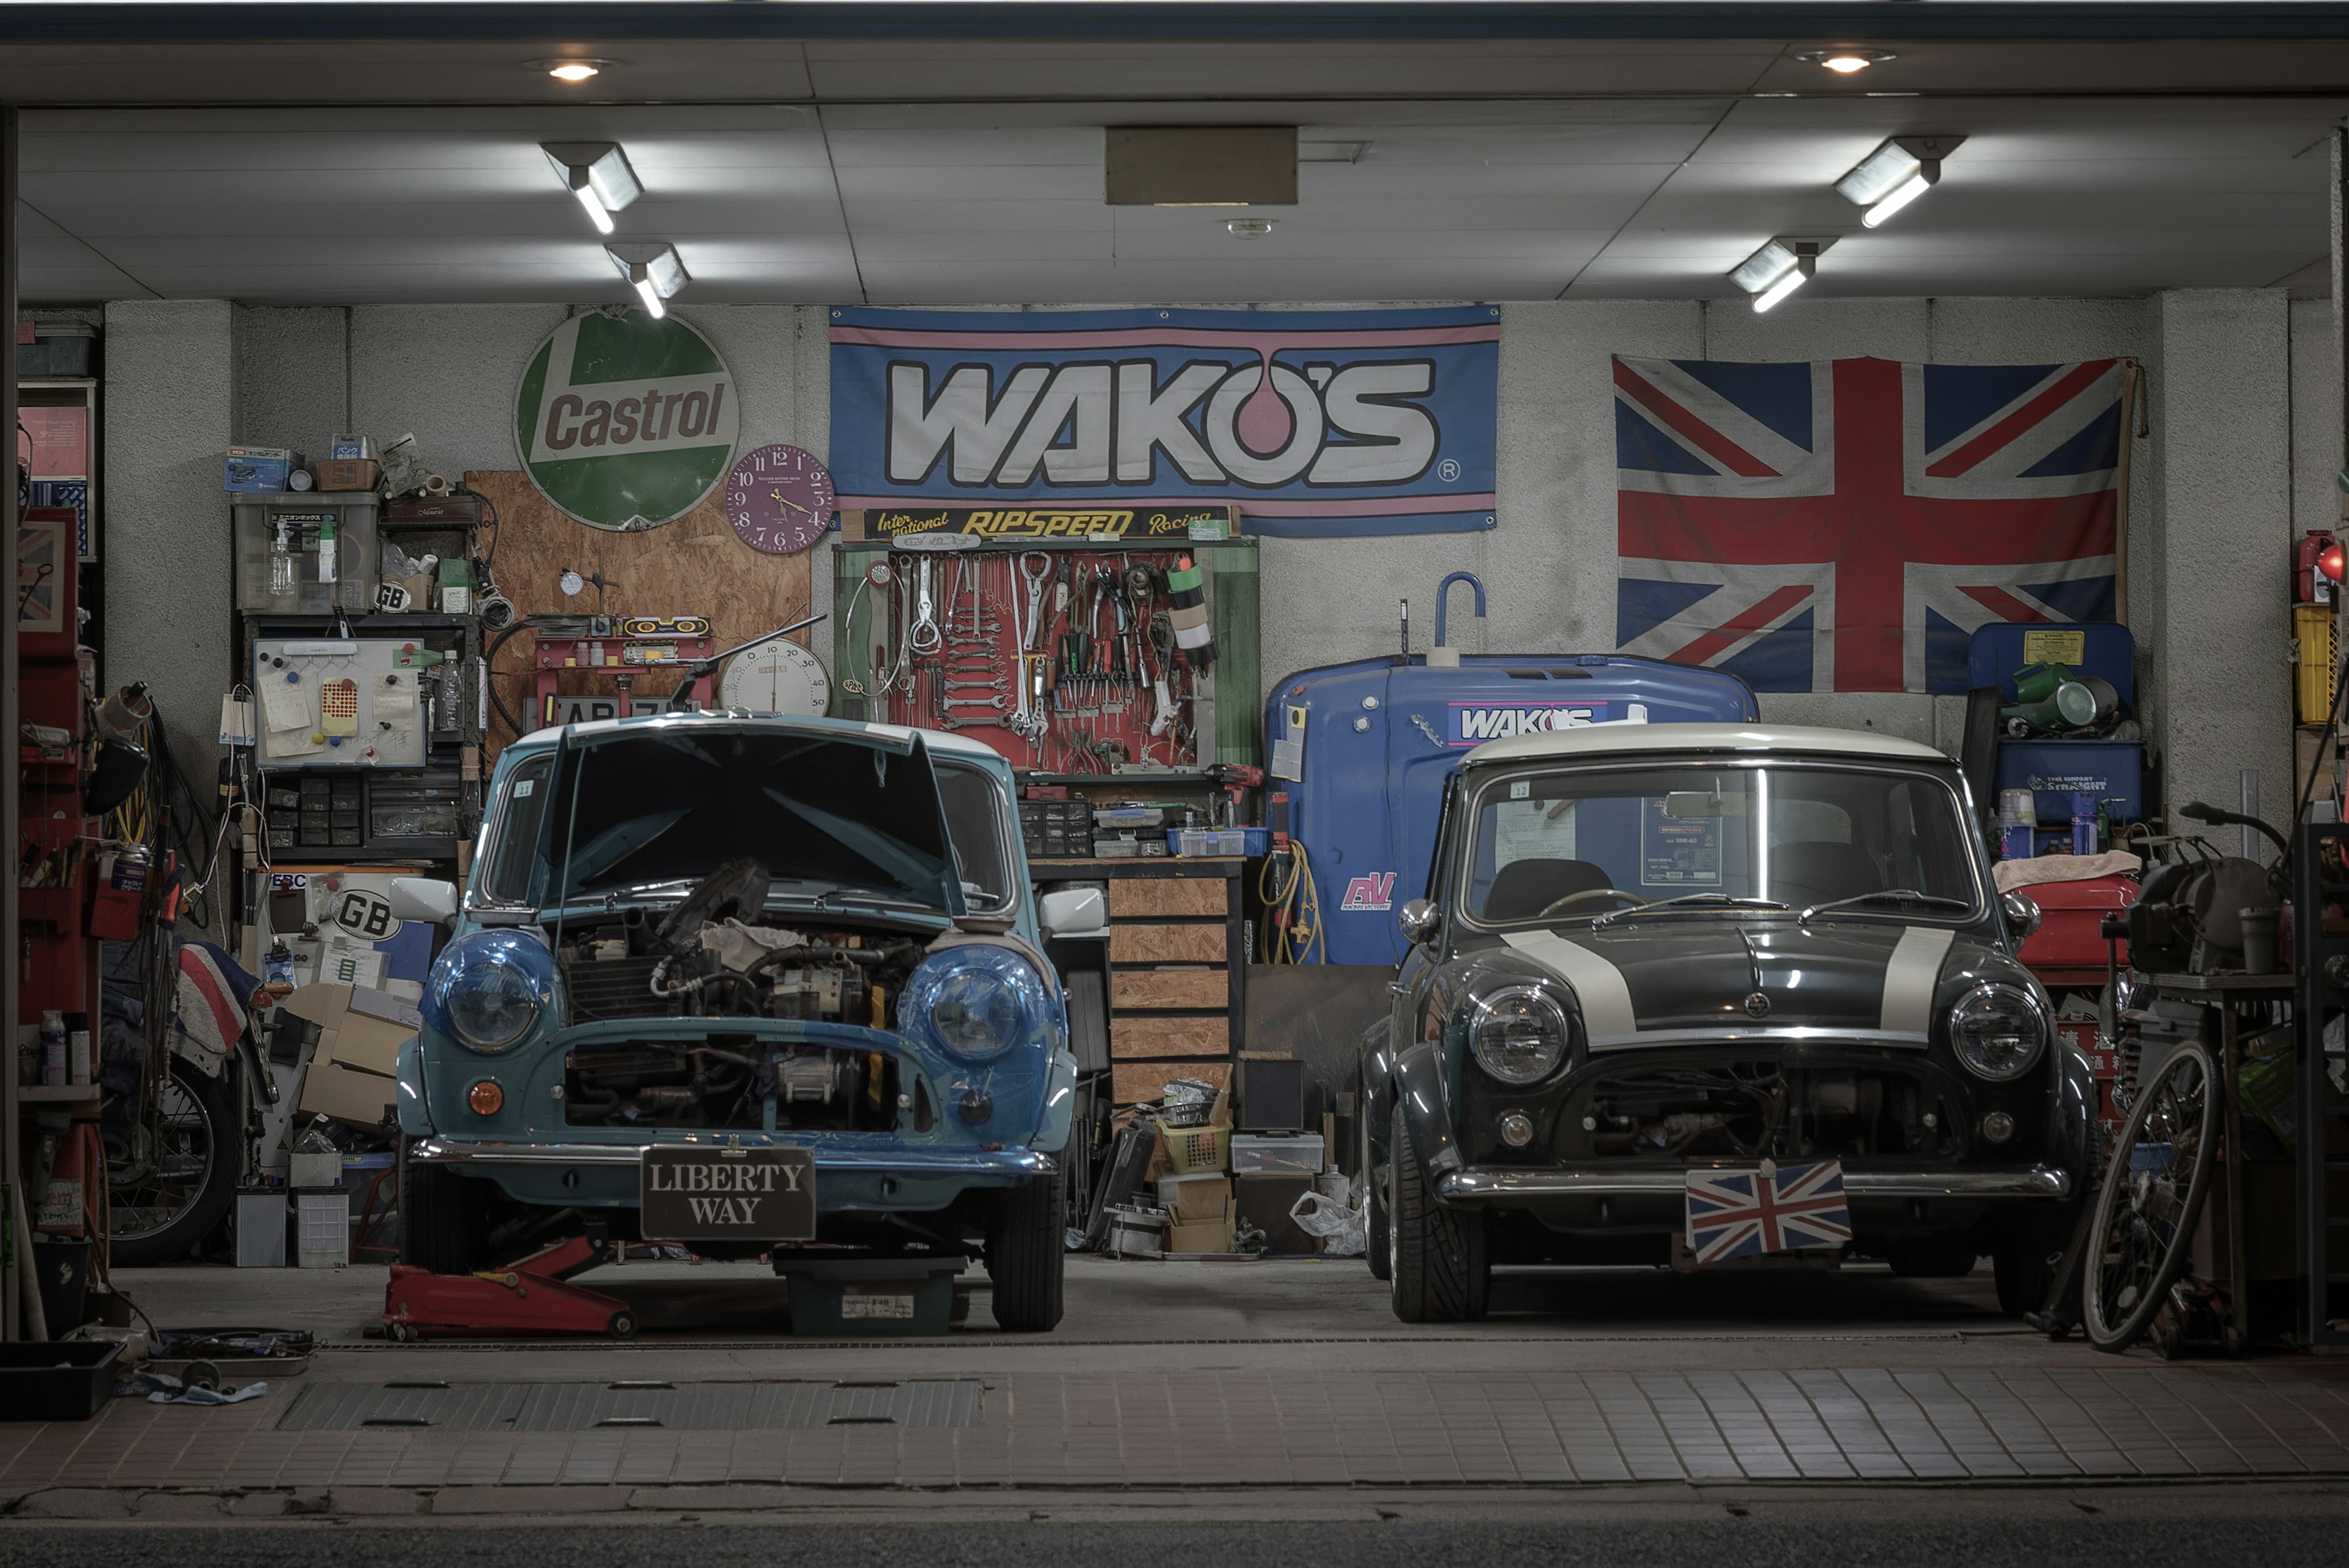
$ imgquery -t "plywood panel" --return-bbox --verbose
[467,470,814,755]
[1115,1060,1230,1105]
[1111,924,1226,965]
[1109,876,1228,920]
[1112,969,1230,1010]
[1111,1015,1230,1058]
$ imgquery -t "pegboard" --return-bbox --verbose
[834,540,1220,773]
[253,637,434,768]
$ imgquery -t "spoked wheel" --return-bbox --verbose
[107,1057,238,1266]
[2082,1039,2219,1353]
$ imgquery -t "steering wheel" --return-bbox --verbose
[1536,887,1644,918]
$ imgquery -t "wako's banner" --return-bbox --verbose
[828,307,1500,538]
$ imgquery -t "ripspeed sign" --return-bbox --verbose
[514,308,740,532]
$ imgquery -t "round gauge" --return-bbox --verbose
[719,637,831,716]
[559,568,585,596]
[724,444,836,555]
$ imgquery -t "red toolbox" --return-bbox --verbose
[2012,872,2136,988]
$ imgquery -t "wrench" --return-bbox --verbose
[943,694,1007,711]
[1019,552,1053,652]
[945,679,1007,693]
[908,556,943,656]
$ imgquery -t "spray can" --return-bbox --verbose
[40,1010,67,1087]
[69,1028,91,1087]
[2071,790,2098,856]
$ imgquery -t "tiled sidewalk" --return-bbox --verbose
[4,1362,2347,1495]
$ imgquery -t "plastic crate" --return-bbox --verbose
[0,1340,121,1422]
[781,1259,960,1336]
[1231,1132,1326,1176]
[1992,738,2143,838]
[1167,827,1269,858]
[297,1191,348,1269]
[1159,1121,1231,1175]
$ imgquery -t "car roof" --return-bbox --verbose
[506,710,1011,764]
[1460,722,1950,768]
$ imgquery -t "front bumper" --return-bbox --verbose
[1436,1163,2071,1202]
[409,1137,1055,1213]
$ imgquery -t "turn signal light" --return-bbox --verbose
[2322,541,2346,585]
[468,1080,505,1116]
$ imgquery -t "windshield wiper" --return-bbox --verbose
[1592,893,1789,929]
[1798,889,1975,921]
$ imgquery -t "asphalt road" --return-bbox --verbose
[3,1519,2343,1568]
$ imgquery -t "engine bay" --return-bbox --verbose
[1577,1065,1963,1162]
[550,858,934,1131]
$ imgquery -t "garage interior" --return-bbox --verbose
[7,0,2349,1532]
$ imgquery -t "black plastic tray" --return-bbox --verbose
[0,1340,121,1422]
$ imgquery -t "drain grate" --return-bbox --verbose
[279,1378,981,1432]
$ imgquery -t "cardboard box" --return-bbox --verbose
[284,981,420,1128]
[1164,1216,1236,1255]
[314,458,380,493]
[297,1057,398,1128]
[1236,1173,1318,1255]
[225,445,293,492]
[1156,1174,1233,1226]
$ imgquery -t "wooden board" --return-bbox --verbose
[1111,924,1226,965]
[1112,970,1230,1010]
[1115,1060,1230,1105]
[467,470,815,755]
[1109,876,1228,920]
[1111,1015,1230,1058]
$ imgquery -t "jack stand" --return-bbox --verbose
[384,1233,636,1341]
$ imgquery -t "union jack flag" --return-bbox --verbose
[1615,356,2128,693]
[1685,1160,1853,1264]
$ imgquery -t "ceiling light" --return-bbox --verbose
[1731,237,1832,314]
[606,242,688,321]
[1836,135,1964,226]
[1796,49,1896,73]
[542,143,642,237]
[1227,218,1275,239]
[540,59,612,83]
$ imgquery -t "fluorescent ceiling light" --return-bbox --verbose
[533,58,615,83]
[1795,49,1896,73]
[606,242,688,321]
[543,143,642,236]
[1835,135,1963,225]
[1730,237,1831,314]
[1227,218,1275,239]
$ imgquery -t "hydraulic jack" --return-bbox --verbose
[384,1233,637,1341]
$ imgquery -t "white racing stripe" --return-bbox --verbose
[1502,931,1638,1047]
[1878,925,1955,1037]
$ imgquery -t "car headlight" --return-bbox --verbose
[1946,984,2047,1082]
[901,946,1050,1062]
[423,930,552,1055]
[1468,985,1571,1085]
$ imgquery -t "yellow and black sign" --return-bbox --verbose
[841,503,1235,545]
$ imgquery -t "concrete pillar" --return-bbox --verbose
[103,299,236,796]
[2151,288,2294,836]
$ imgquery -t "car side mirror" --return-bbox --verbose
[1039,885,1108,941]
[2001,890,2043,944]
[389,876,459,927]
[1398,897,1441,946]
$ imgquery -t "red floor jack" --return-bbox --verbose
[384,1235,638,1341]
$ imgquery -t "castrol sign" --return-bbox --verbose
[515,308,740,530]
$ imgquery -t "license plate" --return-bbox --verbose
[1683,1159,1851,1266]
[638,1145,817,1243]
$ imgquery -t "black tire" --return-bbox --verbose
[398,1157,491,1276]
[1887,1235,1980,1278]
[1362,1096,1390,1281]
[607,1310,637,1339]
[987,1157,1067,1332]
[108,1057,239,1268]
[1992,1209,2072,1317]
[1388,1102,1486,1323]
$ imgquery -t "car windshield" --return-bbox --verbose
[516,729,957,911]
[1461,760,1980,926]
[935,760,1014,914]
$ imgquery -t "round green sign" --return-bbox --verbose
[514,308,740,530]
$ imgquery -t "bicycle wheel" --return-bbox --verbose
[2082,1038,2219,1352]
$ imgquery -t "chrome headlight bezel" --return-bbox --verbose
[1466,984,1573,1086]
[1945,982,2048,1082]
[423,929,554,1056]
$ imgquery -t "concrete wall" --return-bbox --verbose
[98,289,2325,830]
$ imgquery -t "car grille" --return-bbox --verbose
[564,955,669,1024]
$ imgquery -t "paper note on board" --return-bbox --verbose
[260,675,312,734]
[374,675,417,723]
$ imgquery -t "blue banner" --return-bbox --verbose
[828,306,1500,539]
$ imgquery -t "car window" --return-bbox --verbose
[936,761,1015,914]
[478,753,554,905]
[1461,762,1979,924]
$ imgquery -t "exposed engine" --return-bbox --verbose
[1580,1065,1961,1161]
[553,858,932,1131]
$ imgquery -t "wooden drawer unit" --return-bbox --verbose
[1109,876,1226,920]
[1112,969,1227,1009]
[1111,1014,1229,1059]
[1110,923,1226,965]
[1047,856,1246,1109]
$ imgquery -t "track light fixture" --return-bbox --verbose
[1836,136,1965,228]
[606,242,689,320]
[543,143,643,236]
[1731,237,1833,314]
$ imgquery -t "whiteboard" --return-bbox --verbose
[252,637,432,768]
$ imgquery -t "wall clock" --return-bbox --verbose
[719,636,831,716]
[724,443,835,555]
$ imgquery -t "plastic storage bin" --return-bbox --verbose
[0,1340,121,1422]
[1167,827,1269,858]
[781,1258,960,1336]
[1231,1132,1326,1176]
[1992,738,2144,840]
[297,1190,349,1269]
[1158,1121,1231,1174]
[232,492,380,613]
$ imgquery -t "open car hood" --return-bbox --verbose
[543,717,965,917]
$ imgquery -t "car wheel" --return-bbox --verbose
[1363,1098,1390,1282]
[106,1057,238,1267]
[398,1157,491,1276]
[987,1157,1067,1332]
[1993,1239,2056,1317]
[1388,1102,1486,1323]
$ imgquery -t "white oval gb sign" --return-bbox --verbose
[514,308,740,531]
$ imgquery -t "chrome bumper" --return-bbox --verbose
[1436,1164,2071,1202]
[408,1138,1055,1178]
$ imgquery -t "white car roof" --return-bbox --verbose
[1461,722,1951,768]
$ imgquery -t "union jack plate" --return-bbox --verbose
[1685,1160,1852,1265]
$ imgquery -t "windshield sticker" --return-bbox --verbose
[1641,797,1721,887]
[1508,779,1530,800]
[1491,798,1577,869]
[513,779,534,798]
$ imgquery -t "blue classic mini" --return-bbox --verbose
[387,713,1093,1331]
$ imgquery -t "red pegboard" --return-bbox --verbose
[859,546,1204,772]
